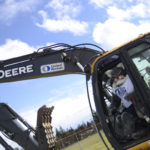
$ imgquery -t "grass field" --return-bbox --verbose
[63,132,114,150]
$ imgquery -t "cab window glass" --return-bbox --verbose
[99,59,134,143]
[128,43,150,88]
[98,55,150,146]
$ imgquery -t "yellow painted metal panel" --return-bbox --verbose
[127,140,150,150]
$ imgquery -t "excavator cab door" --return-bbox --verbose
[92,40,150,150]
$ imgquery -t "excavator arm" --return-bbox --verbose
[0,43,102,150]
[0,43,101,83]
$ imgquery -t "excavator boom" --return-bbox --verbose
[0,44,101,83]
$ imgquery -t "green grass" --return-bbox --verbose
[63,132,114,150]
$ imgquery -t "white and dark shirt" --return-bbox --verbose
[113,77,134,108]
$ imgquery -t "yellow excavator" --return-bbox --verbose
[0,32,150,150]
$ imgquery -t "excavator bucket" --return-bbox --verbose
[36,105,55,150]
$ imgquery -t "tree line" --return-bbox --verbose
[55,112,101,149]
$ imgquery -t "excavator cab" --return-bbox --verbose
[92,33,150,150]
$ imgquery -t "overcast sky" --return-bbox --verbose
[1,0,150,149]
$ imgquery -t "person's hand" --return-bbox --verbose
[125,93,134,101]
[110,107,117,115]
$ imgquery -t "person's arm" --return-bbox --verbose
[110,94,121,115]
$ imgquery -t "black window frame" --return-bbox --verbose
[92,44,150,149]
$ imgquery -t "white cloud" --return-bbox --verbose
[0,0,40,23]
[93,19,150,49]
[19,82,95,130]
[36,0,88,35]
[47,0,81,19]
[20,107,37,128]
[107,4,147,21]
[20,94,93,130]
[51,94,92,129]
[89,0,133,8]
[107,6,131,20]
[130,3,146,18]
[89,0,113,8]
[36,11,88,36]
[0,39,36,60]
[89,0,148,9]
[92,1,150,49]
